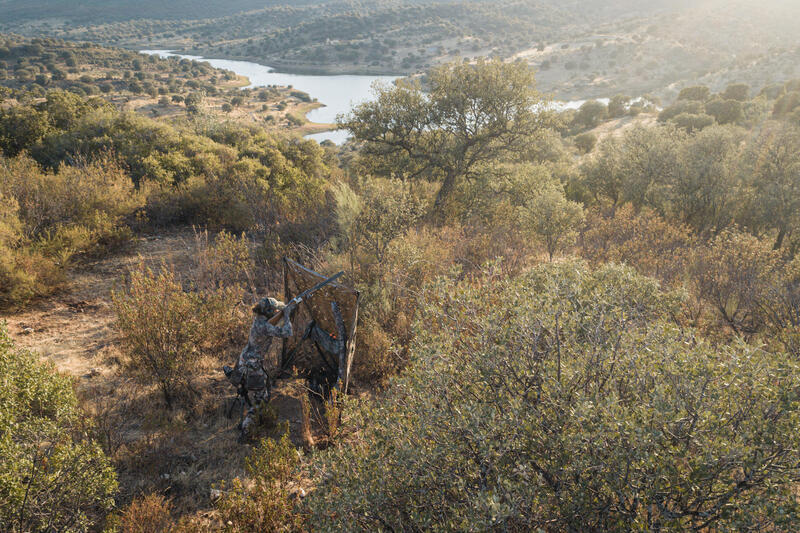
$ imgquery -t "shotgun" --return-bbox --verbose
[267,271,345,325]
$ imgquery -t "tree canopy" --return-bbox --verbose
[340,58,559,214]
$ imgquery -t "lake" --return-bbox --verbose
[141,50,398,144]
[141,51,615,144]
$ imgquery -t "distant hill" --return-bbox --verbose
[0,0,333,22]
[0,0,684,25]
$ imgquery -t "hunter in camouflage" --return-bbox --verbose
[224,296,296,442]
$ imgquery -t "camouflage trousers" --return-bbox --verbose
[224,362,270,440]
[241,379,268,438]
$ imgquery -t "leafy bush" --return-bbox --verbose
[215,432,304,532]
[0,324,117,532]
[670,112,715,133]
[573,131,597,153]
[0,153,142,307]
[112,263,241,408]
[572,99,607,129]
[517,177,584,261]
[705,98,743,125]
[677,85,711,102]
[308,262,800,531]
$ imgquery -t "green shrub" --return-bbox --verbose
[0,324,117,532]
[215,432,304,532]
[677,85,711,102]
[517,176,585,261]
[670,112,715,133]
[112,263,241,408]
[658,99,705,122]
[308,262,800,531]
[573,131,597,153]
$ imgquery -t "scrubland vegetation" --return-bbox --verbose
[2,20,800,531]
[0,35,320,133]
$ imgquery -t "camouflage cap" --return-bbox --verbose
[253,296,286,316]
[267,297,286,311]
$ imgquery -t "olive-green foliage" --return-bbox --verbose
[0,36,231,104]
[572,99,607,130]
[573,131,597,153]
[0,90,111,156]
[705,98,744,125]
[743,121,800,249]
[723,83,750,102]
[0,89,328,233]
[517,176,585,261]
[677,85,711,102]
[341,58,558,213]
[0,153,142,307]
[607,94,631,118]
[671,112,715,133]
[580,124,686,211]
[658,99,705,123]
[215,432,304,532]
[308,262,800,531]
[580,124,745,235]
[0,324,117,532]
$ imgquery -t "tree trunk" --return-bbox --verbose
[432,172,458,217]
[774,226,787,250]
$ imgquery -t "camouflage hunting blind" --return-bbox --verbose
[281,258,360,393]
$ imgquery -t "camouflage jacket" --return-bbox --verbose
[227,307,294,388]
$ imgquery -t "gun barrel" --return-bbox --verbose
[267,271,344,325]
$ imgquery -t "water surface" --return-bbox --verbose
[141,50,397,143]
[141,51,623,144]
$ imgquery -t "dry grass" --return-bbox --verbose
[0,227,331,522]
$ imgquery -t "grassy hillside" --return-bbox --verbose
[2,0,684,76]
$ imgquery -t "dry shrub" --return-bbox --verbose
[121,493,173,533]
[142,175,253,232]
[113,262,241,408]
[334,226,459,385]
[0,153,142,307]
[80,380,138,459]
[192,229,254,294]
[299,394,315,451]
[581,204,694,286]
[0,153,142,241]
[351,316,397,386]
[689,227,781,335]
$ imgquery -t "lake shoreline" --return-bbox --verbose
[152,48,408,78]
[141,50,400,144]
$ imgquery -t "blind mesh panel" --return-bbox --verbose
[281,258,360,392]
